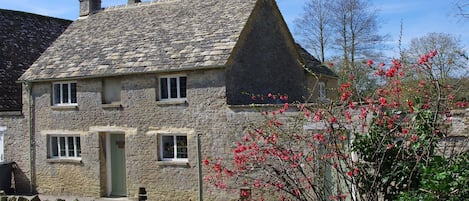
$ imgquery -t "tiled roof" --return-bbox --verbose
[20,0,258,81]
[0,9,71,111]
[297,44,338,78]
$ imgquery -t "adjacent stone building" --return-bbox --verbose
[0,9,71,194]
[17,0,337,200]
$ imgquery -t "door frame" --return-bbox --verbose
[105,133,126,197]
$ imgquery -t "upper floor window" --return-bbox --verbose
[53,82,77,105]
[49,135,81,159]
[159,75,187,100]
[102,78,121,104]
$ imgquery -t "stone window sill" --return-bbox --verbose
[156,99,188,106]
[46,158,83,164]
[0,111,23,116]
[156,161,190,167]
[102,103,122,109]
[51,105,78,111]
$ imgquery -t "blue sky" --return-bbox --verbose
[1,0,467,57]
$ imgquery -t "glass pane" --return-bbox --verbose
[162,136,174,159]
[59,137,66,157]
[176,136,188,159]
[179,77,187,98]
[160,78,168,99]
[68,137,75,157]
[170,78,177,98]
[70,83,77,103]
[53,84,61,104]
[62,84,69,103]
[51,137,58,157]
[76,137,81,157]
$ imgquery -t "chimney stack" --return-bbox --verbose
[128,0,142,4]
[79,0,101,17]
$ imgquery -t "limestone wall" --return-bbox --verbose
[28,68,256,200]
[0,112,31,194]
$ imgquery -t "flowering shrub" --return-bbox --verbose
[204,50,468,200]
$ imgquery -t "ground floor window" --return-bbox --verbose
[49,135,81,158]
[159,134,188,161]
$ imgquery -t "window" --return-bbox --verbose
[53,82,77,105]
[49,136,81,158]
[318,81,326,99]
[102,79,121,104]
[159,134,188,161]
[159,75,187,100]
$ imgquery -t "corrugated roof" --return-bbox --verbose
[19,0,258,81]
[0,9,71,111]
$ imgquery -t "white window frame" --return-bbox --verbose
[0,127,5,162]
[158,75,187,101]
[159,134,188,162]
[49,135,81,159]
[52,81,77,106]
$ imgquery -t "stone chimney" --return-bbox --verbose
[79,0,101,17]
[128,0,142,4]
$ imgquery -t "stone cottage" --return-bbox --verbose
[0,9,71,194]
[17,0,337,200]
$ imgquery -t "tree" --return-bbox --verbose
[294,0,332,63]
[204,50,469,200]
[454,0,469,19]
[405,32,467,81]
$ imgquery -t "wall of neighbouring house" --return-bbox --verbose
[0,111,31,194]
[225,0,307,105]
[305,76,339,102]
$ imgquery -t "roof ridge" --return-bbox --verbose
[103,0,181,11]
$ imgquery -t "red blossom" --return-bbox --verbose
[387,143,395,149]
[402,128,409,134]
[379,97,387,106]
[411,135,418,142]
[367,59,374,66]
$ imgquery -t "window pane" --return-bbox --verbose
[53,84,61,104]
[76,137,81,157]
[51,137,58,157]
[59,137,66,157]
[68,137,75,157]
[70,83,77,103]
[61,84,69,103]
[176,136,188,159]
[162,136,174,158]
[160,78,168,99]
[179,77,187,98]
[170,78,177,98]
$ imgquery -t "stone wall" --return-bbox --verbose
[438,109,469,156]
[28,68,254,200]
[225,0,308,105]
[0,111,31,195]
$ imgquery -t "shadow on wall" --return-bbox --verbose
[13,163,35,195]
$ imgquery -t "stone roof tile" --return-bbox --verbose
[20,0,257,81]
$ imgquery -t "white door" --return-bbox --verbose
[0,127,5,162]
